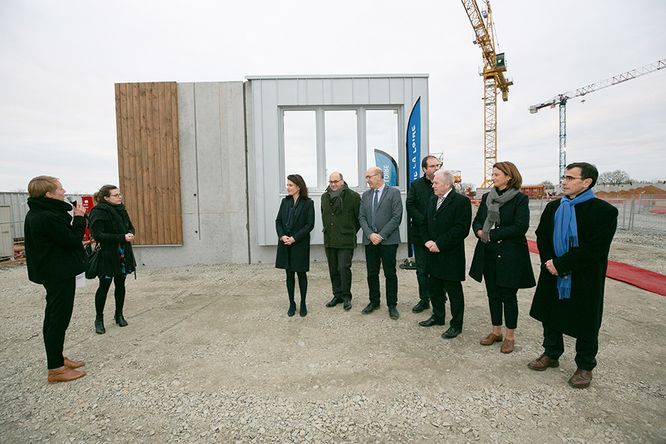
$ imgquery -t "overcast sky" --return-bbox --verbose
[1,0,665,192]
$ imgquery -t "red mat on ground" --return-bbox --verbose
[526,240,666,296]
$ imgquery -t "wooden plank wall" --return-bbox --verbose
[114,82,183,245]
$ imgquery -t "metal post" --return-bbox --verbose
[558,98,567,181]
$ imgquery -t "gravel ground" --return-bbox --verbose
[1,236,664,443]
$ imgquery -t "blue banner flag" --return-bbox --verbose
[374,149,398,186]
[407,97,421,186]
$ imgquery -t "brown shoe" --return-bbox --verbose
[568,369,593,389]
[47,366,86,383]
[527,353,559,371]
[500,339,515,354]
[480,333,503,345]
[63,357,85,369]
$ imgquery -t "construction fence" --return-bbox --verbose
[528,195,666,233]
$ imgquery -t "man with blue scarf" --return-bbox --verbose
[528,162,617,389]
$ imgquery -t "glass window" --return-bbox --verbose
[366,110,399,186]
[325,110,358,187]
[283,110,317,189]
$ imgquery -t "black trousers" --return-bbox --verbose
[413,242,430,302]
[95,275,127,318]
[286,270,307,302]
[43,277,76,369]
[365,243,398,307]
[543,325,599,371]
[325,247,354,302]
[429,276,465,329]
[483,256,519,329]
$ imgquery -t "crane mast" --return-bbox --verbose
[461,0,512,187]
[530,58,666,180]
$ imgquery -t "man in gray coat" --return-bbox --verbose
[321,171,361,311]
[358,166,403,319]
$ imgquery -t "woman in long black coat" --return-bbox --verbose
[275,174,315,317]
[89,184,136,334]
[469,162,535,353]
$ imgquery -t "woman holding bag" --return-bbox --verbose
[469,162,535,353]
[89,185,136,334]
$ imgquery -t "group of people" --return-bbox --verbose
[275,158,617,389]
[24,177,135,383]
[25,157,617,389]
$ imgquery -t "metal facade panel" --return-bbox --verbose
[389,78,405,104]
[305,79,325,104]
[330,79,353,104]
[352,78,370,104]
[369,78,391,104]
[0,206,12,257]
[277,79,298,105]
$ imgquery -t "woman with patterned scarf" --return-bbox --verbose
[89,185,136,334]
[469,162,535,353]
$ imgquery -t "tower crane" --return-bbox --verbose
[461,0,513,187]
[530,58,666,180]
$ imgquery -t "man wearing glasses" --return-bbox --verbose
[529,162,618,389]
[321,172,361,311]
[358,166,404,319]
[406,155,441,314]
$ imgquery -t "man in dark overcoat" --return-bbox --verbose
[419,170,471,339]
[528,162,618,388]
[358,166,403,320]
[406,155,440,313]
[321,171,361,311]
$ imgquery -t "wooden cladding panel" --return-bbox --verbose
[115,82,182,245]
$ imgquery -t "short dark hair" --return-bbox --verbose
[287,174,309,200]
[566,162,598,188]
[493,161,523,189]
[421,155,440,169]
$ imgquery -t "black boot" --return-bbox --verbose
[95,316,105,334]
[114,314,128,327]
[287,300,296,317]
[299,298,307,317]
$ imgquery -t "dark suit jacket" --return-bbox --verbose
[406,175,434,244]
[425,191,472,281]
[358,185,403,245]
[469,191,536,289]
[275,196,315,272]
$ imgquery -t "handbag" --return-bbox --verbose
[85,244,101,279]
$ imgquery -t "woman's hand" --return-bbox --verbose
[125,233,135,242]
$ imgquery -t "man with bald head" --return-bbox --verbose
[321,171,361,310]
[358,166,403,320]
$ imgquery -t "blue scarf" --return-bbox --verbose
[552,188,596,300]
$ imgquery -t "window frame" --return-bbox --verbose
[278,104,404,193]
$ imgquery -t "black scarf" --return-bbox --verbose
[90,202,130,235]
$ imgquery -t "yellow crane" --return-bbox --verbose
[461,0,512,187]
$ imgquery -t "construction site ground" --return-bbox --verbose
[0,234,664,443]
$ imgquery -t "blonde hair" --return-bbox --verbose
[27,176,59,198]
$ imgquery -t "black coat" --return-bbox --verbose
[425,191,472,281]
[321,186,361,249]
[469,191,536,289]
[89,203,136,277]
[406,175,434,244]
[24,197,86,284]
[275,196,315,272]
[529,197,618,338]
